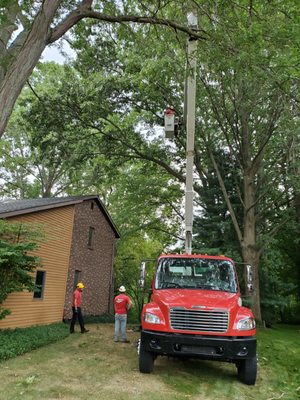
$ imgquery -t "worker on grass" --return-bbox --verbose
[70,282,89,334]
[114,285,132,343]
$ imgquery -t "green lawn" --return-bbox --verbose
[0,323,299,400]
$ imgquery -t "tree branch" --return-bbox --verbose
[209,149,243,245]
[251,100,284,176]
[49,8,207,44]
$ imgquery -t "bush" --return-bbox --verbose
[0,220,42,320]
[0,322,69,362]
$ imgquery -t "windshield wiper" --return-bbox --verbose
[161,282,182,288]
[196,284,220,290]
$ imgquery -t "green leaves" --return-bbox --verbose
[0,322,69,361]
[0,220,41,320]
[0,0,299,321]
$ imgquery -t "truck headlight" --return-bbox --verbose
[237,317,256,331]
[144,312,161,324]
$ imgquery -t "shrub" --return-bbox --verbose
[0,322,69,362]
[0,220,42,320]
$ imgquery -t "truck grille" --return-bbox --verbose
[170,308,229,333]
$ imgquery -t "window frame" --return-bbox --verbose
[87,226,95,248]
[33,270,46,300]
[73,269,81,290]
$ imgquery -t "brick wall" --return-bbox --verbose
[64,199,117,319]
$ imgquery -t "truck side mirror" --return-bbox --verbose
[246,264,253,292]
[139,261,146,288]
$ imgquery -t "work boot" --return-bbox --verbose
[122,339,130,343]
[81,329,89,334]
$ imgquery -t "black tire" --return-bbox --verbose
[237,356,257,385]
[139,341,154,373]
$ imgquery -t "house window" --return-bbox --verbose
[88,226,95,248]
[73,270,81,290]
[33,270,46,299]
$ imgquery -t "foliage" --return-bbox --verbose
[193,148,242,256]
[72,5,300,318]
[0,1,299,321]
[114,235,162,320]
[0,322,69,362]
[0,220,41,320]
[107,161,183,243]
[0,0,204,136]
[0,62,98,198]
[259,220,300,323]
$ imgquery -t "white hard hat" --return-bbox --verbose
[119,285,126,292]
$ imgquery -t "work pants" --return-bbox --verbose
[114,313,127,341]
[70,306,85,333]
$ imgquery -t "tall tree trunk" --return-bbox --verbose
[208,149,262,320]
[0,1,61,135]
[242,173,262,321]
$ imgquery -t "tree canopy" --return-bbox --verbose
[0,0,299,322]
[0,0,206,136]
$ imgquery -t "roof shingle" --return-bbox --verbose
[0,195,120,238]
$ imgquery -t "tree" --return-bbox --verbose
[193,148,242,257]
[0,220,41,320]
[114,235,161,320]
[1,60,184,243]
[0,62,104,198]
[65,2,300,321]
[0,0,205,136]
[2,1,300,321]
[70,2,297,320]
[191,2,300,320]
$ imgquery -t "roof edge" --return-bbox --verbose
[0,195,120,239]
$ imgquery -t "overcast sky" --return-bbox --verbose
[41,41,76,64]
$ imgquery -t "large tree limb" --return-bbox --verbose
[209,148,243,245]
[48,0,93,44]
[0,0,61,136]
[251,100,284,176]
[49,10,207,44]
[0,0,207,137]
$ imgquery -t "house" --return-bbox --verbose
[0,195,120,329]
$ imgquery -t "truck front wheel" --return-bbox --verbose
[237,356,257,385]
[139,341,154,373]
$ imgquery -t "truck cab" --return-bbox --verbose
[139,254,257,385]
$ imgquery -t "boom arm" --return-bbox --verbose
[184,18,198,254]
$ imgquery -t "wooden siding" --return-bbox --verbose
[0,206,74,329]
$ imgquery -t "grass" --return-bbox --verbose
[0,323,299,400]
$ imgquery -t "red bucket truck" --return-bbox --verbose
[138,254,257,385]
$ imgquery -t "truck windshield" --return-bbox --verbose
[155,258,238,293]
